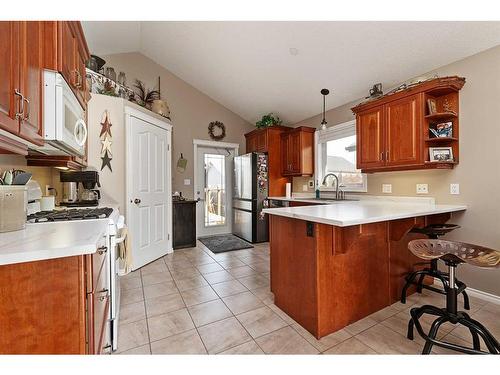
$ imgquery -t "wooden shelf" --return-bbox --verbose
[425,137,458,143]
[424,161,458,169]
[425,112,457,121]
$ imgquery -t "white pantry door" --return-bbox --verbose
[127,113,172,270]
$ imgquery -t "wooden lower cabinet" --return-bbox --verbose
[0,242,109,354]
[269,213,450,339]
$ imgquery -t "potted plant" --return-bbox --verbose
[256,113,282,128]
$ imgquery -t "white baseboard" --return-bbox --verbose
[433,281,500,305]
[465,287,500,305]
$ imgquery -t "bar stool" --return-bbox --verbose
[400,224,470,310]
[406,239,500,354]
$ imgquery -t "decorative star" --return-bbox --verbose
[99,112,112,138]
[101,150,112,172]
[101,136,112,157]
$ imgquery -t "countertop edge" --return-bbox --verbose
[263,205,467,227]
[0,222,109,266]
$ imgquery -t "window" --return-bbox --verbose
[315,120,367,192]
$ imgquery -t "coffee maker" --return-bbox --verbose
[60,171,101,207]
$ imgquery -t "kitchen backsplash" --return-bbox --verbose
[0,155,55,193]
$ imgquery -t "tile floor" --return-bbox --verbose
[116,241,500,355]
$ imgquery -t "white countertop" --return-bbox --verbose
[263,200,467,227]
[0,219,110,266]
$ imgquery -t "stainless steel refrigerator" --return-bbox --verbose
[233,152,269,243]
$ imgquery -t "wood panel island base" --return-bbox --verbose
[268,212,454,339]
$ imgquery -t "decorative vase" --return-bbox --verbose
[151,99,171,118]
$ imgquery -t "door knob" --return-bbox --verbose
[134,198,141,204]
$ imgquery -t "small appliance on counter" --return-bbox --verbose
[26,180,43,215]
[0,185,27,233]
[60,170,101,207]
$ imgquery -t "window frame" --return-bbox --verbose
[314,120,368,193]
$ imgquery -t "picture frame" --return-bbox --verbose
[436,121,453,138]
[429,147,454,162]
[429,121,453,138]
[427,98,437,115]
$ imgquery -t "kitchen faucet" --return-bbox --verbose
[321,173,342,200]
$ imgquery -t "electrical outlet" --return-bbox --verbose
[450,183,460,195]
[308,180,314,188]
[382,184,392,194]
[416,184,428,194]
[184,179,191,186]
[302,184,308,192]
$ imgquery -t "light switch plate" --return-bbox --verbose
[302,184,308,192]
[416,184,429,194]
[450,183,460,195]
[184,179,191,186]
[382,184,392,193]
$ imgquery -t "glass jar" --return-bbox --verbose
[117,71,127,86]
[105,67,116,82]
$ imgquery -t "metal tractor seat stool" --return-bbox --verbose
[407,239,500,354]
[401,224,470,310]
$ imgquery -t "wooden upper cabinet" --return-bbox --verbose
[256,130,268,152]
[59,21,77,89]
[245,128,268,153]
[58,22,89,109]
[385,94,421,166]
[0,21,44,146]
[19,21,44,145]
[281,126,315,176]
[280,133,289,173]
[246,132,257,152]
[0,22,21,135]
[75,47,88,104]
[356,107,384,169]
[353,76,465,172]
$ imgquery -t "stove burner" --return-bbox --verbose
[27,207,113,223]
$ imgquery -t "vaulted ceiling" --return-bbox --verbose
[82,21,500,124]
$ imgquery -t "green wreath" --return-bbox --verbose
[208,121,226,141]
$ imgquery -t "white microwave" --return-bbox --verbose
[33,70,87,156]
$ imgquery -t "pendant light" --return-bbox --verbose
[320,88,329,130]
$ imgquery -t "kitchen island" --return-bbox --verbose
[263,200,466,339]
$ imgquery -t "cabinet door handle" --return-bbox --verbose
[97,246,107,255]
[14,89,24,120]
[134,198,141,205]
[380,152,384,161]
[386,151,389,160]
[23,97,30,120]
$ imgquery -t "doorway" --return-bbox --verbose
[193,140,239,238]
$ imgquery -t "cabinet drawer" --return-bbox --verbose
[92,288,110,354]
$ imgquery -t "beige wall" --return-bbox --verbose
[292,45,500,296]
[101,52,254,199]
